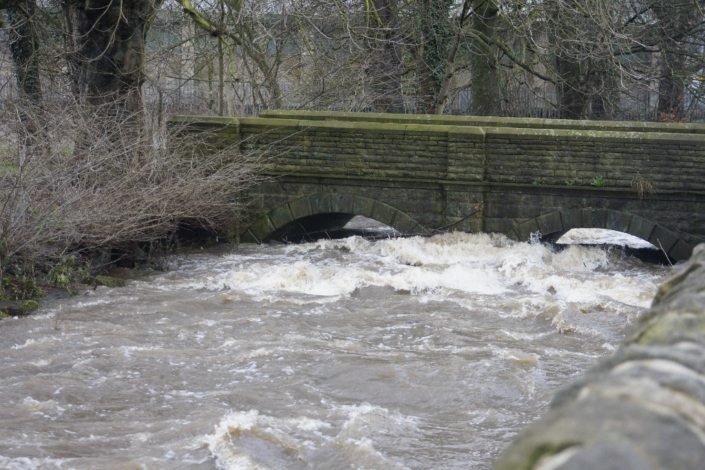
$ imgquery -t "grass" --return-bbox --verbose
[632,173,655,199]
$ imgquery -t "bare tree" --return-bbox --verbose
[651,0,705,118]
[0,98,264,281]
[62,0,165,119]
[469,0,499,115]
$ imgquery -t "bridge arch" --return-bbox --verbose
[506,208,693,261]
[241,193,426,243]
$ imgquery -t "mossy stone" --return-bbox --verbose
[95,275,126,288]
[0,300,39,316]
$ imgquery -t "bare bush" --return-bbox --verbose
[0,97,264,280]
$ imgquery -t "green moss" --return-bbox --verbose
[524,442,580,470]
[21,300,39,311]
[95,275,126,288]
[0,299,38,316]
[495,441,580,470]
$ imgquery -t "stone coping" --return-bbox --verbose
[258,109,705,134]
[169,115,705,144]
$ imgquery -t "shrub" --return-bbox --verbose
[0,99,265,298]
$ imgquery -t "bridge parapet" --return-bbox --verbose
[171,113,705,190]
[169,112,705,259]
[259,109,705,134]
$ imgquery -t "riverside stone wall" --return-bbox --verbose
[168,113,705,259]
[494,244,705,470]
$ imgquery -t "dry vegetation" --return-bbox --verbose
[631,173,656,200]
[0,98,264,300]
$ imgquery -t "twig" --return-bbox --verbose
[656,239,674,267]
[431,202,483,234]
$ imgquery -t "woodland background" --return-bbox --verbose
[2,0,705,125]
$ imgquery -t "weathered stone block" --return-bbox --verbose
[352,197,375,216]
[649,225,679,253]
[331,193,355,213]
[514,218,540,241]
[241,230,260,244]
[269,204,294,229]
[309,194,332,214]
[393,213,421,234]
[629,216,657,241]
[371,202,397,227]
[504,228,520,240]
[580,208,607,228]
[407,223,426,234]
[288,197,313,220]
[668,239,694,261]
[606,211,632,233]
[560,210,582,230]
[534,212,564,235]
[249,216,276,242]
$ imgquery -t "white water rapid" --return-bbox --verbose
[0,232,670,469]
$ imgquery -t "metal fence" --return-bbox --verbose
[3,69,705,122]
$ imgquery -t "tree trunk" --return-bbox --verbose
[470,0,500,116]
[657,49,687,118]
[590,71,618,120]
[546,0,592,120]
[367,0,404,113]
[416,0,452,114]
[555,57,592,119]
[63,0,164,118]
[5,1,42,146]
[6,0,41,102]
[653,1,700,120]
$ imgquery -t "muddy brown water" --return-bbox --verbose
[0,232,670,469]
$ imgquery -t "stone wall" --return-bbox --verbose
[172,113,705,191]
[494,244,705,470]
[168,113,705,259]
[484,129,705,190]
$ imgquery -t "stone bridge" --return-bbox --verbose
[171,110,705,261]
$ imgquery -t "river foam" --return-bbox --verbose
[165,233,662,323]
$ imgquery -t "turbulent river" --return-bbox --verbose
[0,231,670,470]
